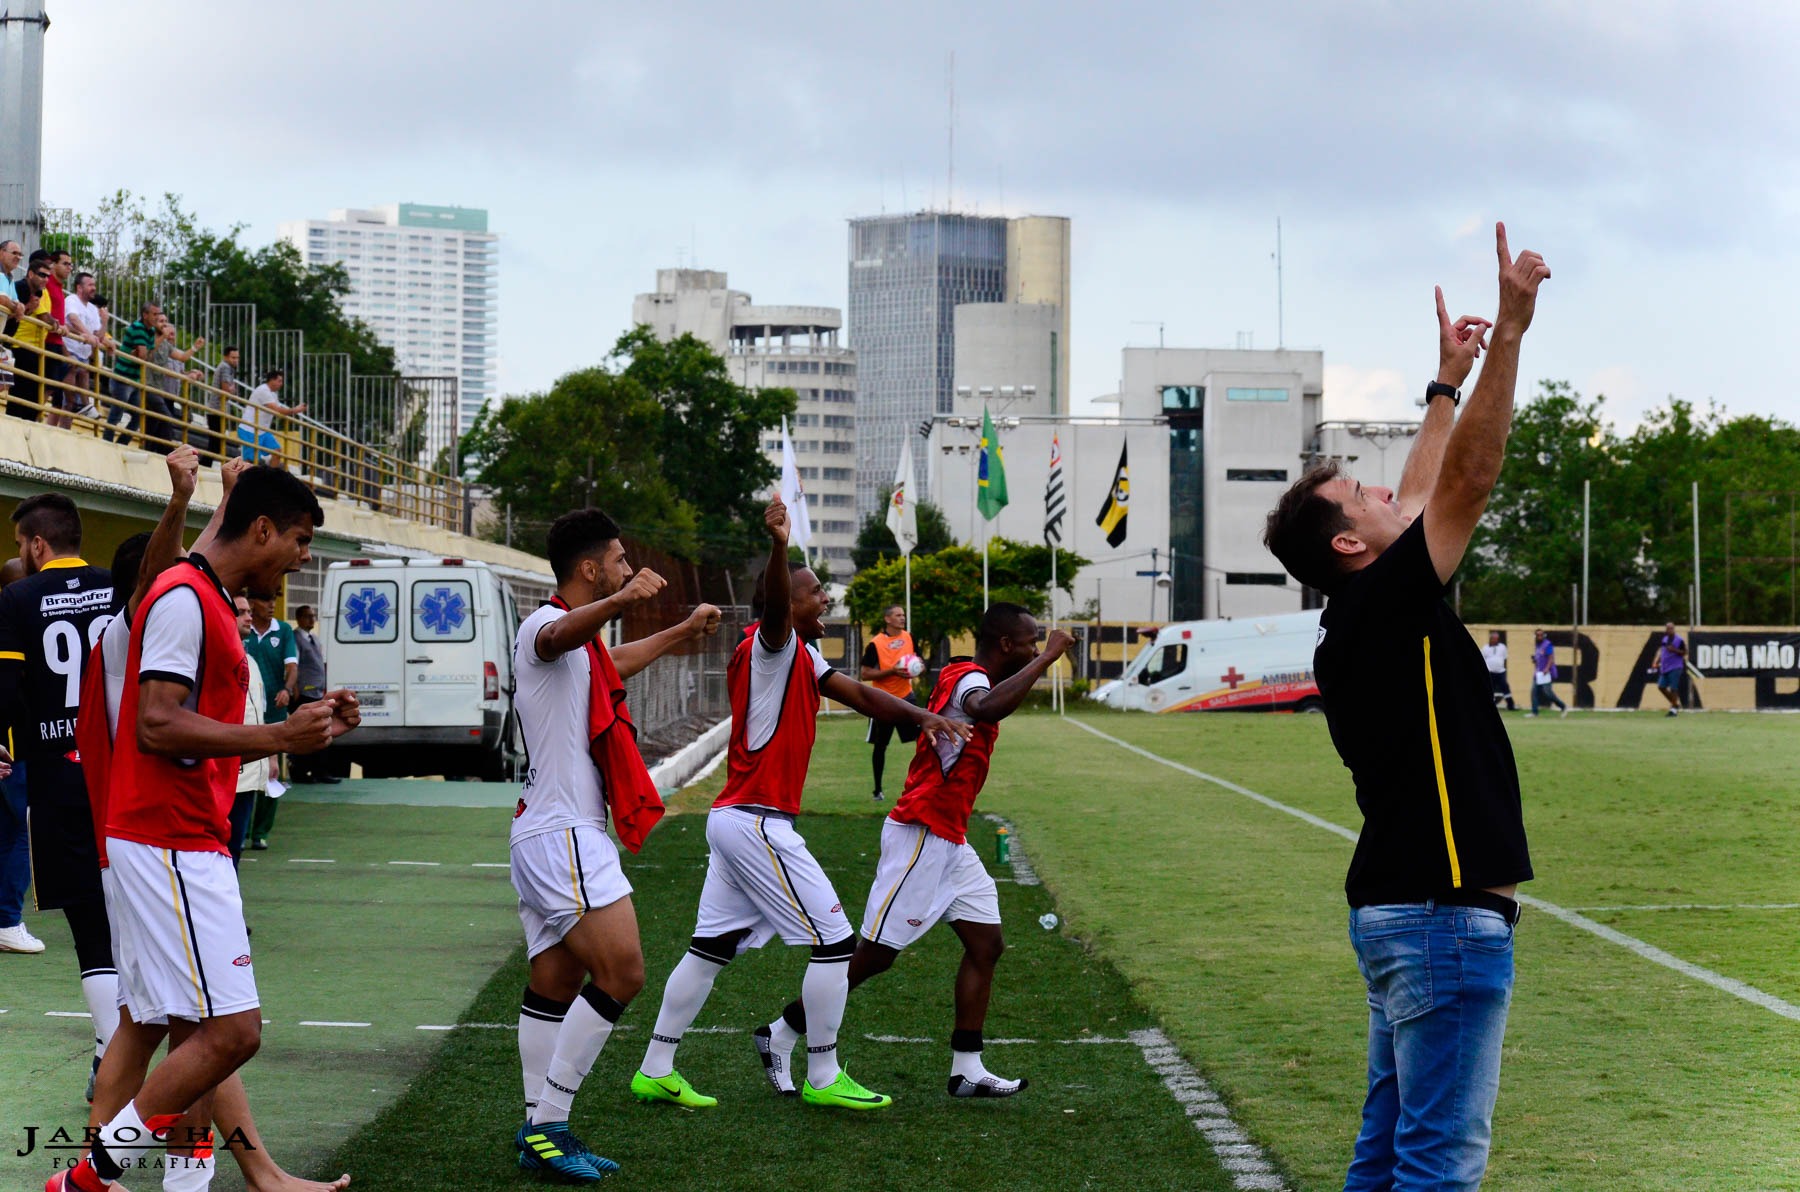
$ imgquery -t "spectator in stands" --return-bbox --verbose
[148,318,205,448]
[40,251,71,404]
[58,273,105,423]
[104,301,162,444]
[7,254,54,420]
[238,369,306,464]
[204,345,242,462]
[0,240,22,318]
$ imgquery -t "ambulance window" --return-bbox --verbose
[411,579,476,643]
[1140,644,1188,684]
[336,580,400,644]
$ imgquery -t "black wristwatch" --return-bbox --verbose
[1425,381,1460,406]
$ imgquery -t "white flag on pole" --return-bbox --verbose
[887,437,919,556]
[779,417,813,549]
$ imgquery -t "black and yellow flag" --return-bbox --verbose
[1095,442,1129,547]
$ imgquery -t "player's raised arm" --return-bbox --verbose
[127,447,201,622]
[820,670,972,749]
[758,495,793,652]
[535,566,666,662]
[1397,288,1490,519]
[138,678,328,763]
[963,629,1075,724]
[611,601,721,680]
[190,455,248,560]
[1424,222,1550,582]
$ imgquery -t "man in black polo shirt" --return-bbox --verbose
[1264,223,1550,1191]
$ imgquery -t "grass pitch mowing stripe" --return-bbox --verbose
[0,799,521,1189]
[980,711,1800,1191]
[323,813,1253,1191]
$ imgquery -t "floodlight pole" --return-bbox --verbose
[1692,481,1703,625]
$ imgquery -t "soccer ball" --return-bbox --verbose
[897,653,925,678]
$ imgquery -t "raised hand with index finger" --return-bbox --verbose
[1435,286,1492,389]
[1495,221,1551,337]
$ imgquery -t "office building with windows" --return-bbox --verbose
[280,203,498,440]
[632,269,859,573]
[926,345,1400,623]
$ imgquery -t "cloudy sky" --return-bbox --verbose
[38,1,1800,428]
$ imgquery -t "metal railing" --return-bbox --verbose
[0,312,468,531]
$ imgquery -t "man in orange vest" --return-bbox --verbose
[861,605,919,801]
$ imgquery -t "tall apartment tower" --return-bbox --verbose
[632,269,860,574]
[280,203,498,438]
[848,212,1070,519]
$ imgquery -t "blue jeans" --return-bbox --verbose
[1529,679,1565,713]
[1345,903,1516,1192]
[0,760,29,928]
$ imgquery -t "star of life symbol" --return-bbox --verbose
[344,586,392,635]
[418,586,468,635]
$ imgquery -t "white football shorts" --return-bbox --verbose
[105,838,258,1023]
[860,818,1000,950]
[100,867,166,1026]
[693,807,852,951]
[510,823,634,958]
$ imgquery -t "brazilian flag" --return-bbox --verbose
[978,407,1009,520]
[1096,442,1129,547]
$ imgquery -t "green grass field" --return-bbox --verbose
[3,709,1797,1189]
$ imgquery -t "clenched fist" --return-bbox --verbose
[281,701,335,755]
[1042,629,1076,661]
[617,568,667,605]
[686,603,722,638]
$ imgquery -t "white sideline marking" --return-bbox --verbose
[300,1020,372,1028]
[46,1011,92,1018]
[1068,717,1800,1024]
[1130,1028,1287,1190]
[864,1034,933,1044]
[979,812,1041,886]
[1570,902,1800,913]
[288,858,336,864]
[471,862,510,868]
[987,1037,1037,1045]
[387,860,440,867]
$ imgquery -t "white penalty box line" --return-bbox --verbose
[1065,716,1800,1024]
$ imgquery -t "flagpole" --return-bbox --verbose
[905,553,912,641]
[1050,538,1061,713]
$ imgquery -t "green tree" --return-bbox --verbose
[468,366,697,558]
[468,330,791,564]
[850,486,956,571]
[614,327,793,565]
[845,537,1086,659]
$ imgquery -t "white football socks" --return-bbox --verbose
[81,970,121,1059]
[801,959,848,1088]
[530,986,624,1126]
[517,988,571,1119]
[640,953,723,1079]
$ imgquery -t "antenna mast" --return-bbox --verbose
[946,51,956,212]
[1275,216,1285,349]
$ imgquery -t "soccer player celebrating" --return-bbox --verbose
[762,603,1073,1099]
[0,491,122,1100]
[509,507,721,1181]
[51,467,361,1192]
[80,452,351,1192]
[631,495,969,1112]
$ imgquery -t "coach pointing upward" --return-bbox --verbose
[1264,223,1549,1191]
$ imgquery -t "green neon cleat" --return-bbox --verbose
[631,1069,719,1108]
[801,1068,893,1111]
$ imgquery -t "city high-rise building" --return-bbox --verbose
[632,269,860,574]
[847,212,1070,519]
[280,203,498,439]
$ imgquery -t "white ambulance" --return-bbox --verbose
[1090,610,1324,713]
[320,557,524,778]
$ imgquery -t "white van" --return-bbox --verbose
[321,557,524,778]
[1090,611,1324,713]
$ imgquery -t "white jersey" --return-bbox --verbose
[511,602,605,846]
[745,631,833,751]
[924,670,990,773]
[1481,642,1508,675]
[101,615,131,738]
